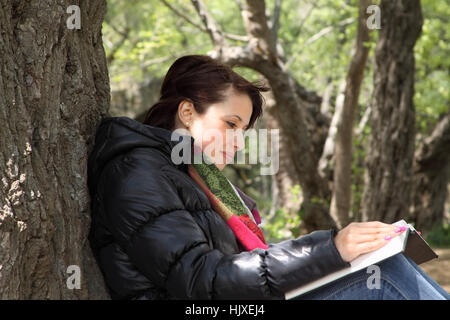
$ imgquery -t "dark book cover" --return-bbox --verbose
[404,229,439,265]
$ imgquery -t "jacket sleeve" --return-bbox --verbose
[213,229,350,299]
[100,160,350,299]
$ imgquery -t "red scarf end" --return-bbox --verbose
[227,215,269,251]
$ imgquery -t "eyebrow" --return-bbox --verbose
[232,114,243,122]
[228,114,250,129]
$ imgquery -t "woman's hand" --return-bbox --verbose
[333,221,407,263]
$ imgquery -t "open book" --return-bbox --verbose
[285,220,438,299]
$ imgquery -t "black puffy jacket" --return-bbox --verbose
[87,116,350,300]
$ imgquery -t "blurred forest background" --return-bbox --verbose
[103,0,450,245]
[1,0,449,298]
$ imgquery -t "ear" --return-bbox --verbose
[177,100,195,127]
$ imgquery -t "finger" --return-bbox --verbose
[355,227,407,254]
[351,222,405,235]
[349,233,390,244]
[350,221,387,229]
[383,226,408,240]
[351,226,398,235]
[355,236,393,255]
[350,228,404,243]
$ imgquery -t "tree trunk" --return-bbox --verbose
[411,113,450,231]
[258,64,335,232]
[330,0,371,229]
[362,0,423,223]
[262,89,302,216]
[318,79,345,182]
[0,0,110,299]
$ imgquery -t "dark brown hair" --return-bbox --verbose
[143,55,270,130]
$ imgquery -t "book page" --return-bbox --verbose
[285,220,410,299]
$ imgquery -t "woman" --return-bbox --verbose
[87,54,448,300]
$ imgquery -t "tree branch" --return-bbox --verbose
[291,2,317,39]
[241,0,279,65]
[318,79,346,180]
[284,17,355,71]
[304,17,355,47]
[411,112,450,231]
[271,0,282,45]
[320,78,334,116]
[233,0,244,11]
[140,55,178,69]
[160,0,248,42]
[104,22,130,65]
[355,104,371,136]
[415,112,450,171]
[190,0,225,46]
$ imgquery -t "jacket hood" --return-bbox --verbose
[87,116,194,198]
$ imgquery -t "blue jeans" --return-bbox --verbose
[295,253,449,300]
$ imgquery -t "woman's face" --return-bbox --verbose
[176,88,253,171]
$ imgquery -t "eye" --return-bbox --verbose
[226,121,236,128]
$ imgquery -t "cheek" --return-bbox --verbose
[201,133,222,156]
[194,123,226,149]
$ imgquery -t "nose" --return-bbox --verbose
[234,129,245,152]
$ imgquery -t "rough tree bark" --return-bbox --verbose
[411,113,450,231]
[362,0,423,223]
[0,0,110,299]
